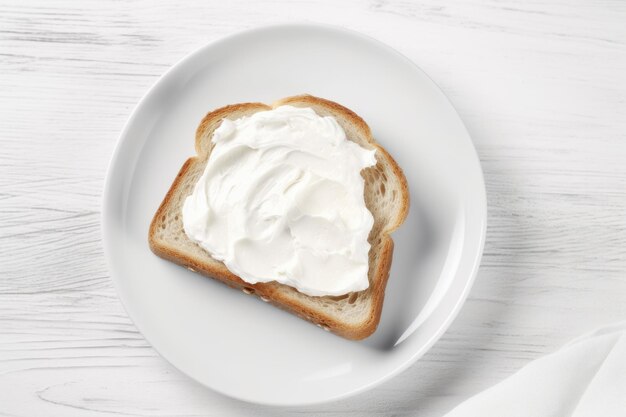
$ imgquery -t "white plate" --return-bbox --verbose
[102,23,486,406]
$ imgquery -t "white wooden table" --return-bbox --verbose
[2,1,625,415]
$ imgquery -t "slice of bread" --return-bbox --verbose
[149,95,409,339]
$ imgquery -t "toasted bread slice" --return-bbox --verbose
[149,95,409,339]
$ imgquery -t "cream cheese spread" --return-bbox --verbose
[182,105,376,296]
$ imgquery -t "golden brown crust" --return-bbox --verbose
[195,102,271,157]
[149,95,409,340]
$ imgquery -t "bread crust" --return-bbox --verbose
[149,95,409,339]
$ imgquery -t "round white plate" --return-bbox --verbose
[103,23,486,406]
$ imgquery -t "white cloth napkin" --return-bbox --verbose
[444,322,626,417]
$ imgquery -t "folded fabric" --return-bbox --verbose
[444,322,626,417]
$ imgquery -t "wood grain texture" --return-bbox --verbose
[1,0,625,415]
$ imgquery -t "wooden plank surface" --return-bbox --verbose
[1,0,625,415]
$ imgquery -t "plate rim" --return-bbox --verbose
[102,22,487,406]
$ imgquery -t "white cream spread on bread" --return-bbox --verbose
[182,105,376,297]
